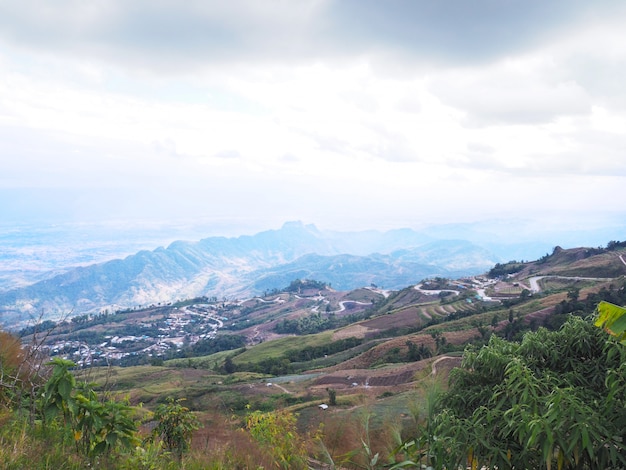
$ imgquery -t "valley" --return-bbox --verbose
[3,240,626,469]
[27,275,505,368]
[0,221,548,327]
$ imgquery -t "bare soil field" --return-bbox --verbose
[310,355,461,391]
[332,308,426,340]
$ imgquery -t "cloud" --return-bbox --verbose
[328,0,602,63]
[430,58,591,126]
[279,153,299,163]
[1,0,621,73]
[0,0,330,71]
[550,21,626,112]
[0,0,625,235]
[214,150,240,159]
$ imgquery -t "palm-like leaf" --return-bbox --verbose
[595,301,626,344]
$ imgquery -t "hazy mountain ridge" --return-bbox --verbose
[0,222,502,326]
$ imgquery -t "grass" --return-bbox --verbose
[165,349,233,368]
[233,331,334,365]
[289,340,381,371]
[344,288,383,303]
[0,410,281,470]
[538,277,594,292]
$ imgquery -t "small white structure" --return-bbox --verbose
[318,404,329,410]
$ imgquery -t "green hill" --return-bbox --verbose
[3,242,626,468]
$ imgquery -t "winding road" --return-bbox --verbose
[414,283,460,296]
[431,356,458,376]
[528,275,615,293]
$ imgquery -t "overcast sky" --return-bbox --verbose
[1,0,626,235]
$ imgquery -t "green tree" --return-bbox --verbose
[396,317,626,469]
[74,384,138,457]
[39,358,138,458]
[326,388,337,406]
[246,409,308,469]
[152,397,200,461]
[40,358,77,428]
[567,286,581,302]
[406,340,431,361]
[223,356,236,374]
[449,318,624,468]
[430,331,446,354]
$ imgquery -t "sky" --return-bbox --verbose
[1,0,626,237]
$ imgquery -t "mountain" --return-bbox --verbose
[420,218,626,261]
[0,222,499,327]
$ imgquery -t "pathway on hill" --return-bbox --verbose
[431,356,458,376]
[364,286,391,298]
[476,288,494,301]
[333,300,371,313]
[256,296,284,304]
[310,298,371,314]
[268,383,292,394]
[528,275,616,293]
[528,276,545,292]
[414,283,460,296]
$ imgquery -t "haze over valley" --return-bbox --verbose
[4,2,626,468]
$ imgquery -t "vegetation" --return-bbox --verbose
[394,316,626,469]
[554,281,626,316]
[275,312,338,334]
[284,278,329,293]
[234,336,364,375]
[487,260,526,278]
[596,300,626,344]
[150,398,200,461]
[177,334,246,357]
[246,409,309,469]
[3,242,626,468]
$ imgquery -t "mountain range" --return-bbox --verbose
[0,221,505,327]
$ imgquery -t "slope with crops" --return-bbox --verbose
[2,242,626,468]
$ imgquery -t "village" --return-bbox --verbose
[41,275,509,367]
[45,303,229,366]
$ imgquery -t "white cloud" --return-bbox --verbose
[0,0,625,234]
[431,59,591,126]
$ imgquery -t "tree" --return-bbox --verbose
[326,388,337,406]
[39,358,138,458]
[5,315,65,422]
[223,356,236,374]
[408,317,626,469]
[567,286,581,302]
[0,330,26,407]
[40,358,77,428]
[520,288,531,300]
[406,341,432,361]
[152,397,200,461]
[430,331,446,355]
[246,409,308,469]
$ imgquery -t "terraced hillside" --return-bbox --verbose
[9,242,626,469]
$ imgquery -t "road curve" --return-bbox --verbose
[528,275,615,293]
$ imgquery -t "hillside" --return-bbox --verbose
[0,222,498,327]
[16,243,626,371]
[3,241,626,468]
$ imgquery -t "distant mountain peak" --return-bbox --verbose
[281,221,318,232]
[0,223,502,327]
